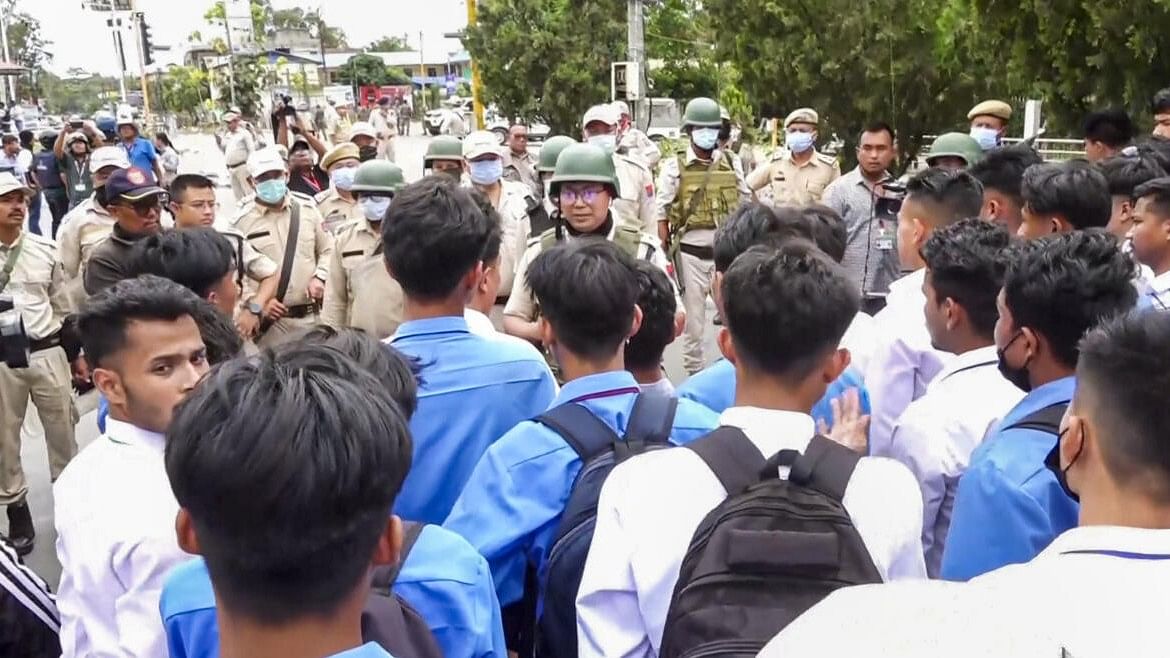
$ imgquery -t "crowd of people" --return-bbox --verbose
[1,85,1169,658]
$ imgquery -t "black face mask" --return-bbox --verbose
[996,330,1032,393]
[358,145,378,162]
[93,185,108,207]
[1044,426,1083,503]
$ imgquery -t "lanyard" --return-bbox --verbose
[941,359,998,383]
[567,386,641,405]
[300,171,322,194]
[72,156,88,182]
[0,235,24,293]
[1062,549,1170,560]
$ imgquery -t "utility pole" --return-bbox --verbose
[222,14,238,108]
[0,7,13,104]
[108,17,128,103]
[465,0,483,130]
[130,6,152,121]
[418,31,426,111]
[627,0,647,129]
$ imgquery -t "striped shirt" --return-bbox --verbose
[0,537,60,657]
[822,166,900,296]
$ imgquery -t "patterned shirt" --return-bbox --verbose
[822,166,900,296]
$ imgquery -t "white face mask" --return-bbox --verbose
[587,134,617,153]
[359,195,392,221]
[692,127,720,151]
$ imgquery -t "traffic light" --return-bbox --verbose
[137,13,155,66]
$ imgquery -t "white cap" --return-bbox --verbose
[247,147,288,178]
[65,131,89,145]
[90,146,131,174]
[611,100,631,117]
[0,171,32,198]
[463,130,502,160]
[349,121,377,140]
[583,103,619,128]
[116,113,136,127]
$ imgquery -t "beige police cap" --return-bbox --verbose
[784,108,819,129]
[0,171,33,198]
[247,147,287,178]
[463,130,503,160]
[582,104,619,127]
[967,100,1012,122]
[348,121,378,141]
[90,146,131,174]
[320,142,360,171]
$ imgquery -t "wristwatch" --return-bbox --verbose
[247,301,263,316]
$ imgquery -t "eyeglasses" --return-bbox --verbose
[120,195,167,216]
[559,186,606,205]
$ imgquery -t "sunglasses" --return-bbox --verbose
[119,194,168,216]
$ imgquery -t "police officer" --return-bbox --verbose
[613,100,661,169]
[925,131,984,170]
[746,108,840,207]
[369,97,398,162]
[220,111,256,202]
[0,171,77,555]
[348,121,381,163]
[321,160,406,339]
[968,99,1012,151]
[536,135,576,214]
[503,124,541,199]
[656,96,750,374]
[424,135,464,181]
[503,142,678,344]
[233,147,333,347]
[56,146,129,310]
[314,142,364,232]
[33,130,69,238]
[581,104,656,235]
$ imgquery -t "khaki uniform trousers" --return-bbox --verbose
[256,312,320,349]
[679,249,716,375]
[230,165,251,203]
[0,346,78,505]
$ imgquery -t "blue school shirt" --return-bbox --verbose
[97,395,109,432]
[388,316,557,524]
[121,136,158,173]
[159,525,507,658]
[442,370,720,606]
[677,358,871,425]
[331,644,395,658]
[940,376,1078,582]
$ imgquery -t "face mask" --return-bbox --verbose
[93,185,108,206]
[1044,427,1083,502]
[331,167,356,191]
[468,159,503,185]
[358,145,378,162]
[359,195,392,222]
[692,127,720,151]
[970,126,1000,151]
[255,179,288,205]
[996,330,1033,393]
[785,130,815,153]
[587,134,616,153]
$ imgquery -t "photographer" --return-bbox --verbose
[275,113,331,199]
[0,171,77,556]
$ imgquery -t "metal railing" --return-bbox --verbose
[922,135,1086,162]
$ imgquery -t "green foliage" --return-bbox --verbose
[204,0,271,38]
[1,0,52,102]
[159,65,212,121]
[645,0,719,100]
[368,36,411,52]
[212,55,270,116]
[271,8,347,49]
[335,54,391,86]
[41,72,118,114]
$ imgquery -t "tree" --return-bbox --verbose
[41,71,118,113]
[204,0,272,40]
[335,53,391,86]
[464,0,625,134]
[271,8,347,49]
[645,0,719,101]
[1,0,52,102]
[367,35,411,52]
[211,55,271,116]
[159,65,212,121]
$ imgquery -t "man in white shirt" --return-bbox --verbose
[761,309,1170,658]
[53,275,211,657]
[866,167,984,455]
[219,112,256,203]
[575,240,925,658]
[1129,177,1170,310]
[886,219,1024,576]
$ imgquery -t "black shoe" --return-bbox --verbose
[6,502,34,556]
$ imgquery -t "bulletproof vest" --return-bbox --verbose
[538,222,644,260]
[668,153,739,233]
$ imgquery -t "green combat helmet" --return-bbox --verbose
[537,136,577,174]
[926,132,984,168]
[423,135,464,169]
[682,97,723,129]
[549,143,620,198]
[350,160,406,194]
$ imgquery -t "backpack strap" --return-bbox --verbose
[618,393,677,460]
[536,402,621,461]
[371,521,425,592]
[786,435,861,503]
[687,426,768,495]
[1003,402,1068,434]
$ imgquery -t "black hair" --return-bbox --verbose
[17,130,32,148]
[722,241,859,381]
[968,144,1043,207]
[1135,138,1170,174]
[1132,176,1170,220]
[169,173,215,204]
[527,239,638,362]
[1078,310,1170,501]
[1082,109,1135,148]
[713,203,811,272]
[920,219,1013,339]
[154,131,174,149]
[381,176,496,300]
[165,343,412,624]
[1,134,17,146]
[126,228,235,299]
[1020,160,1111,230]
[78,274,205,369]
[624,260,677,371]
[904,167,985,227]
[190,298,244,365]
[1098,155,1166,198]
[857,121,895,145]
[801,205,847,263]
[1004,230,1137,368]
[1152,88,1170,115]
[295,326,421,419]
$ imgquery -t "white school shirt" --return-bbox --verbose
[840,310,876,375]
[886,345,1025,577]
[760,525,1170,658]
[865,268,952,456]
[575,406,926,658]
[54,418,189,658]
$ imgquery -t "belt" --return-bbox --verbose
[679,243,714,260]
[284,303,318,319]
[227,161,246,169]
[30,332,61,353]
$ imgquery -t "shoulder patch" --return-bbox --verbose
[615,153,650,174]
[313,188,331,203]
[816,152,838,165]
[290,191,316,205]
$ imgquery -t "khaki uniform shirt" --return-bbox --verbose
[504,149,541,199]
[222,128,256,168]
[655,146,751,247]
[746,149,840,207]
[370,109,397,140]
[612,154,658,236]
[469,180,533,299]
[321,219,404,339]
[233,195,333,308]
[619,128,661,169]
[0,232,69,340]
[314,188,363,234]
[213,219,279,283]
[56,197,116,311]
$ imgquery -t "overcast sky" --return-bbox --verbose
[20,0,468,75]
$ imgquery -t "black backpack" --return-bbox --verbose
[529,392,679,658]
[658,427,883,658]
[1003,402,1067,435]
[361,521,444,658]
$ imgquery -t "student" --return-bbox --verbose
[677,203,870,424]
[885,219,1024,576]
[1082,108,1135,162]
[864,167,983,456]
[625,260,680,395]
[1097,154,1165,241]
[968,143,1043,235]
[160,327,508,658]
[164,343,412,658]
[383,177,557,524]
[802,203,876,373]
[444,240,719,612]
[53,275,210,657]
[0,535,60,658]
[1016,160,1111,239]
[576,242,925,658]
[941,231,1137,581]
[1129,177,1170,310]
[761,310,1170,658]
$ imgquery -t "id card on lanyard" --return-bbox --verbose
[875,220,895,251]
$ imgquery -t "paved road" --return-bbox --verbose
[4,129,721,589]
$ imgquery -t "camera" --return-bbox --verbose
[874,180,906,219]
[0,294,30,369]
